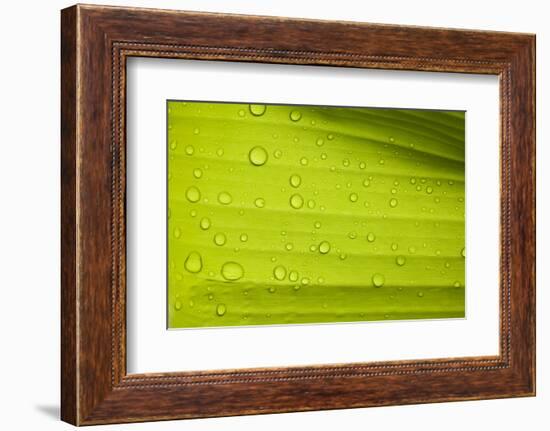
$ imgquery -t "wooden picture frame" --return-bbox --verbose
[61,4,535,425]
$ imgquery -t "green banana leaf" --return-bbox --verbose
[167,101,465,328]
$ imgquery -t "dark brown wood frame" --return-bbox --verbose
[61,4,536,426]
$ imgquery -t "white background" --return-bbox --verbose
[0,0,546,430]
[127,59,499,373]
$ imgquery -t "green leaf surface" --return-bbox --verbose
[167,101,465,328]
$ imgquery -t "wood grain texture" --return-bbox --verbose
[60,4,536,425]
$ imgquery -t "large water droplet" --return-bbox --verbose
[319,241,331,254]
[186,186,201,203]
[289,110,302,122]
[221,261,244,281]
[214,232,227,246]
[184,251,202,273]
[249,146,268,166]
[372,273,385,287]
[249,104,266,116]
[273,265,287,281]
[217,191,233,205]
[216,303,227,316]
[289,174,302,188]
[289,193,304,209]
[199,217,211,230]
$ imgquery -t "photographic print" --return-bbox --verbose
[167,101,465,328]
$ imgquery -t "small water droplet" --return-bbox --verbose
[426,186,433,194]
[320,153,327,160]
[289,270,299,282]
[409,246,417,254]
[214,232,227,246]
[199,217,211,230]
[268,286,276,293]
[316,138,324,147]
[217,191,233,205]
[174,301,182,311]
[417,291,424,298]
[285,243,294,251]
[314,221,321,229]
[301,277,310,286]
[273,265,287,281]
[453,281,461,288]
[193,127,200,135]
[300,157,309,166]
[389,198,398,208]
[289,193,304,209]
[216,303,227,316]
[461,247,466,258]
[289,174,302,188]
[342,158,350,167]
[307,199,316,209]
[170,140,178,150]
[319,240,331,254]
[363,179,370,187]
[249,104,266,116]
[254,197,265,208]
[372,273,385,287]
[379,159,385,165]
[396,255,406,266]
[249,146,268,166]
[389,136,395,143]
[240,233,248,242]
[173,227,181,239]
[289,110,302,122]
[238,109,245,117]
[189,209,197,217]
[221,261,244,281]
[349,193,358,202]
[367,232,376,242]
[348,231,357,239]
[273,149,283,159]
[327,133,334,140]
[185,186,201,203]
[184,251,202,273]
[193,168,203,179]
[391,243,398,251]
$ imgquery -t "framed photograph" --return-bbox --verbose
[61,4,536,425]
